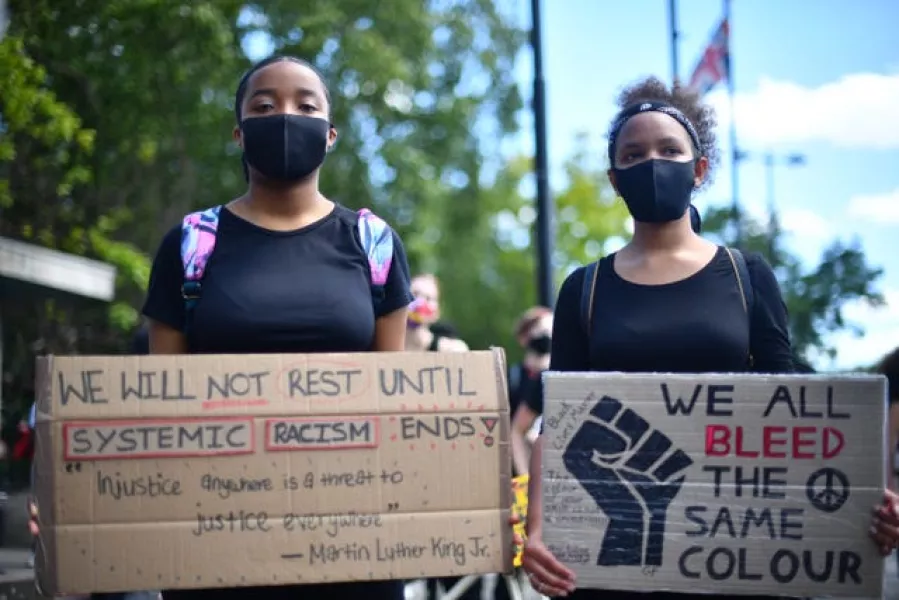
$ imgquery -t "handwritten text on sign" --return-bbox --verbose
[541,374,885,598]
[56,364,478,408]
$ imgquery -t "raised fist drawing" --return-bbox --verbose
[562,395,693,567]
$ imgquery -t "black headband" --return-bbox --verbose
[608,101,702,163]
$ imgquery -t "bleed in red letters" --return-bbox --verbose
[705,424,844,459]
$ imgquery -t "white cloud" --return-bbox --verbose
[822,288,899,371]
[707,73,899,149]
[779,207,832,239]
[847,188,899,224]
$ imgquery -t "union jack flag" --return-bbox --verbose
[688,18,730,96]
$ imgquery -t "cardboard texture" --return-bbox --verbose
[33,350,512,596]
[541,372,887,598]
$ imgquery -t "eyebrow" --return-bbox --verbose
[658,135,689,146]
[249,87,321,100]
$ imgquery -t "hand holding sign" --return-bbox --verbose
[562,395,693,567]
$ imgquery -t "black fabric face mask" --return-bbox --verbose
[528,334,552,355]
[240,114,330,182]
[613,159,696,223]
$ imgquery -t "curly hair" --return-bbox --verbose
[611,76,721,189]
[877,346,899,400]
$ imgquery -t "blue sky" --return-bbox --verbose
[505,0,899,370]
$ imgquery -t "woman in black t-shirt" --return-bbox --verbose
[519,77,899,600]
[143,55,413,600]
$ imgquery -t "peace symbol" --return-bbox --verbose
[806,467,850,513]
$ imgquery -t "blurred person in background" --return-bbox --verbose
[878,347,899,487]
[405,273,469,352]
[878,346,899,572]
[509,307,553,476]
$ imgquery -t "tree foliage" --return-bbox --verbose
[701,206,884,364]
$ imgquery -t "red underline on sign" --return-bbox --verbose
[202,398,270,410]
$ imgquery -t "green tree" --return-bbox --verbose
[0,0,527,407]
[447,136,630,355]
[702,206,884,364]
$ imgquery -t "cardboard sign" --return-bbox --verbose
[33,351,512,596]
[541,372,886,598]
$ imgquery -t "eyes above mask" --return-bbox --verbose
[613,158,696,224]
[241,114,330,182]
[528,334,551,355]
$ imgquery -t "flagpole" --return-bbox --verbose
[724,0,743,244]
[530,0,554,308]
[668,0,680,85]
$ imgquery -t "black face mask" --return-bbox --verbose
[240,114,330,182]
[528,334,551,355]
[613,159,696,223]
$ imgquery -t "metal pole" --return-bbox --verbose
[724,0,742,245]
[531,0,554,308]
[668,0,680,85]
[764,152,777,266]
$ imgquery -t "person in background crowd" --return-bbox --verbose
[429,320,462,341]
[879,346,899,573]
[507,307,552,415]
[519,76,899,599]
[878,347,899,487]
[31,54,413,600]
[405,273,468,352]
[509,307,553,476]
[23,400,36,569]
[408,273,487,600]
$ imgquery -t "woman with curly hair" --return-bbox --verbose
[519,76,899,599]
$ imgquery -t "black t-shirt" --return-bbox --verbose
[529,248,795,600]
[142,203,412,600]
[509,362,541,416]
[527,247,793,416]
[144,204,413,353]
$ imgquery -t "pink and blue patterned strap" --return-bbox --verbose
[181,205,222,307]
[356,208,393,288]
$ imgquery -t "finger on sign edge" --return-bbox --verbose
[870,530,894,552]
[872,521,899,541]
[875,506,899,527]
[522,556,574,594]
[533,545,576,582]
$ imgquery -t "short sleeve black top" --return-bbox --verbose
[142,203,412,600]
[143,203,413,353]
[527,247,793,415]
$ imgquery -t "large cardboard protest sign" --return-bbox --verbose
[33,350,512,596]
[541,372,886,598]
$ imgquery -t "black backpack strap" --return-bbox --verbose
[724,247,754,314]
[724,247,755,368]
[580,260,601,341]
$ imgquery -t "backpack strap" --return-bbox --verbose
[724,247,754,315]
[178,206,395,320]
[356,208,394,307]
[180,205,222,315]
[724,247,755,368]
[580,260,601,340]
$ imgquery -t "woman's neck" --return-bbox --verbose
[629,214,696,253]
[239,175,330,230]
[406,326,435,352]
